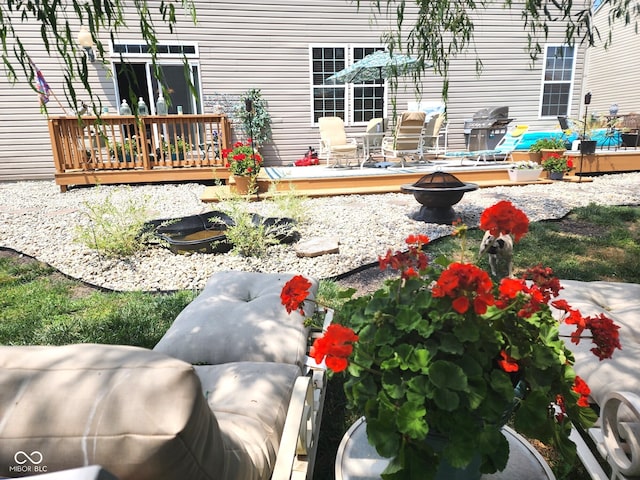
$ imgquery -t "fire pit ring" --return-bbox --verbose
[401,171,479,224]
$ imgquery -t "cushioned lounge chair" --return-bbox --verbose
[445,124,529,164]
[381,111,426,166]
[0,271,332,480]
[318,116,358,167]
[422,113,446,155]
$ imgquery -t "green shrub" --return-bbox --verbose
[74,187,153,257]
[529,137,568,152]
[223,205,279,257]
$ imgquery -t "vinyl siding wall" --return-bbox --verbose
[583,3,640,117]
[0,0,588,182]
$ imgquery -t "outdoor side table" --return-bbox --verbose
[335,417,556,480]
[351,132,385,164]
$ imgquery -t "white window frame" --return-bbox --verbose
[109,41,202,115]
[539,44,576,119]
[309,44,388,126]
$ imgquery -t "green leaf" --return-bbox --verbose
[382,371,406,399]
[406,348,430,372]
[429,360,468,391]
[433,388,460,410]
[453,320,479,342]
[395,308,424,332]
[397,402,428,438]
[367,417,401,458]
[437,332,464,354]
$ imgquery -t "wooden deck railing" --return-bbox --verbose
[48,114,231,191]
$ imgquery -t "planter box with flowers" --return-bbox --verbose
[507,161,543,182]
[281,201,621,480]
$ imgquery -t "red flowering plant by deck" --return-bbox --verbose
[281,200,621,480]
[541,152,574,173]
[222,139,263,176]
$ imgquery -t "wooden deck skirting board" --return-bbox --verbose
[200,173,590,202]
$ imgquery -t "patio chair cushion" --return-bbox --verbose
[0,344,225,480]
[194,361,301,480]
[154,271,315,368]
[555,280,640,405]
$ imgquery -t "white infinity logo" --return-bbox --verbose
[14,451,43,465]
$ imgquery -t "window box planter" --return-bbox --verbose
[508,168,543,182]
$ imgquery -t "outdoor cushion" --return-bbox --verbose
[0,344,225,480]
[194,361,301,480]
[154,271,317,368]
[555,280,640,405]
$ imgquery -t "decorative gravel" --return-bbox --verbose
[1,173,639,292]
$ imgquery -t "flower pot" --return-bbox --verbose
[231,175,256,195]
[548,171,564,180]
[579,140,597,155]
[528,151,543,164]
[508,168,543,182]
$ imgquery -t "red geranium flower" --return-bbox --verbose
[280,275,312,315]
[572,376,591,407]
[432,262,495,314]
[378,234,429,279]
[497,350,519,372]
[310,324,359,372]
[585,313,621,360]
[479,200,529,242]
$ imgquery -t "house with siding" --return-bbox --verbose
[581,2,640,119]
[0,0,605,183]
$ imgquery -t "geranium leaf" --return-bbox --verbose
[407,348,430,372]
[478,428,509,473]
[433,388,460,410]
[367,417,401,458]
[395,308,423,332]
[398,402,428,438]
[453,320,479,342]
[429,360,468,391]
[437,332,464,354]
[382,372,406,399]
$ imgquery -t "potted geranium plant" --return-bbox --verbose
[542,152,573,180]
[222,140,264,194]
[281,200,621,480]
[507,161,543,182]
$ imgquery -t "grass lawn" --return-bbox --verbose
[1,203,639,479]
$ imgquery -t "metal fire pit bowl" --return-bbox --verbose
[401,171,479,224]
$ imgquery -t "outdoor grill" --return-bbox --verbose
[464,106,513,151]
[400,171,479,224]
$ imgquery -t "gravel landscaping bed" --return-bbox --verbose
[1,173,639,292]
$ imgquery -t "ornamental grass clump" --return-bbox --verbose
[281,200,621,480]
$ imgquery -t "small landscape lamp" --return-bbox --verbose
[77,26,95,63]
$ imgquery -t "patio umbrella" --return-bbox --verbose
[325,50,419,84]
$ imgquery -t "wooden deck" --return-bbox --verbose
[200,156,603,202]
[48,114,231,192]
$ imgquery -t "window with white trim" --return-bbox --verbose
[310,46,385,125]
[540,45,575,118]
